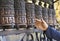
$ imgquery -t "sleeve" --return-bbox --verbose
[45,26,60,41]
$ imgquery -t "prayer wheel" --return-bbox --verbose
[35,5,42,19]
[0,0,15,29]
[48,9,53,25]
[14,0,27,28]
[25,3,35,28]
[52,9,56,26]
[42,7,48,24]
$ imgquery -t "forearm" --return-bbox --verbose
[45,26,60,41]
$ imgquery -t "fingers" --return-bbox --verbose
[41,19,48,29]
[35,19,42,25]
[41,19,47,24]
[35,18,44,22]
[35,19,42,28]
[35,18,46,24]
[35,18,48,31]
[35,19,45,24]
[41,19,45,23]
[35,19,42,24]
[35,19,41,22]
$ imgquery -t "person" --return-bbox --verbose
[35,19,60,41]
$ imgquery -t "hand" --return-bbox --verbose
[35,19,48,31]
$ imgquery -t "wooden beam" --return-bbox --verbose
[0,29,41,36]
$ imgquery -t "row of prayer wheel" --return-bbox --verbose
[0,0,56,29]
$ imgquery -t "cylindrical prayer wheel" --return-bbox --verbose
[0,0,15,29]
[52,9,56,26]
[42,7,48,24]
[25,3,35,28]
[35,5,42,19]
[48,9,53,25]
[14,0,26,28]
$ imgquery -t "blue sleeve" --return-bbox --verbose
[45,26,60,41]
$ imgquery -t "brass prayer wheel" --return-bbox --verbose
[25,3,35,28]
[42,7,48,24]
[35,5,42,19]
[48,9,53,25]
[14,0,27,28]
[0,0,15,29]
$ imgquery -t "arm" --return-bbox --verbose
[35,19,60,41]
[45,26,60,41]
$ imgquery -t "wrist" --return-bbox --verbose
[44,25,48,31]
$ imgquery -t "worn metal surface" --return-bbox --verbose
[42,7,48,24]
[52,9,57,26]
[48,9,53,25]
[14,0,26,28]
[35,5,42,19]
[0,0,15,29]
[25,3,35,28]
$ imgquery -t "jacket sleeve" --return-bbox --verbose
[45,26,60,41]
